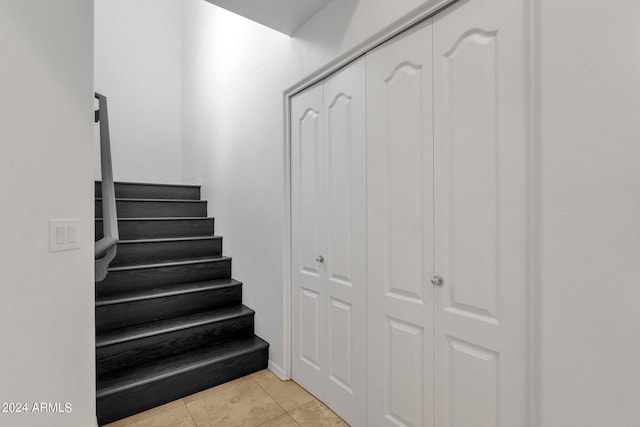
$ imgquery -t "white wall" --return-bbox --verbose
[181,1,292,375]
[0,1,96,426]
[537,1,640,425]
[95,0,182,184]
[180,0,455,376]
[183,0,640,422]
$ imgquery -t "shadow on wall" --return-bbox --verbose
[290,0,359,52]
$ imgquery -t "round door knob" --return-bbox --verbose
[431,275,444,286]
[316,255,324,263]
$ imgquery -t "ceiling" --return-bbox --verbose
[204,0,334,36]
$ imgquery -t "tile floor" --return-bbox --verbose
[105,370,349,427]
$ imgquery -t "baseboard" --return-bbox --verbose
[268,359,289,380]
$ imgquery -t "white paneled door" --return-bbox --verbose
[367,0,529,424]
[432,0,529,425]
[293,0,529,425]
[366,20,435,427]
[292,81,325,397]
[291,58,367,427]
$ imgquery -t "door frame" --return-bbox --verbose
[281,4,538,426]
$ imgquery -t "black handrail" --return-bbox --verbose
[94,92,119,282]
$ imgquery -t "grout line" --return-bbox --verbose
[285,398,316,413]
[247,372,299,427]
[252,374,289,415]
[250,372,326,424]
[283,415,302,427]
[184,400,199,427]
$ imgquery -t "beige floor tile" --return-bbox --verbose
[104,399,185,427]
[186,380,285,427]
[183,376,253,404]
[126,405,196,427]
[249,369,270,381]
[289,400,349,427]
[258,413,300,426]
[253,370,315,411]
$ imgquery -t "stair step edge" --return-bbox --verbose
[107,256,230,272]
[96,198,206,203]
[96,306,255,348]
[118,235,221,244]
[96,279,242,307]
[97,337,268,398]
[96,217,214,221]
[96,181,201,189]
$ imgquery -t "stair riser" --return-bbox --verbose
[96,285,242,332]
[96,200,207,218]
[97,314,254,376]
[96,346,268,425]
[95,182,200,200]
[111,238,222,267]
[96,218,214,240]
[97,259,232,296]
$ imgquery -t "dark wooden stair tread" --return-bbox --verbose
[111,236,223,266]
[96,181,201,187]
[97,336,269,398]
[96,217,215,241]
[96,216,213,221]
[118,235,221,245]
[107,256,231,272]
[99,257,232,296]
[95,197,205,202]
[96,278,241,307]
[96,198,208,219]
[95,181,201,201]
[97,305,254,348]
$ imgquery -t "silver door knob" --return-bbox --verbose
[431,275,443,286]
[316,255,324,263]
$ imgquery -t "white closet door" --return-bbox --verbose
[367,20,435,427]
[433,0,530,425]
[321,58,367,426]
[292,82,326,397]
[291,58,367,426]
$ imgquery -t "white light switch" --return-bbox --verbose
[56,227,66,245]
[67,226,76,243]
[50,220,80,252]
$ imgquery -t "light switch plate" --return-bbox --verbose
[50,220,80,252]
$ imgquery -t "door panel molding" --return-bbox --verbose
[434,0,530,425]
[367,19,435,427]
[291,58,367,427]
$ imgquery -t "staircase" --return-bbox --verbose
[95,181,269,426]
